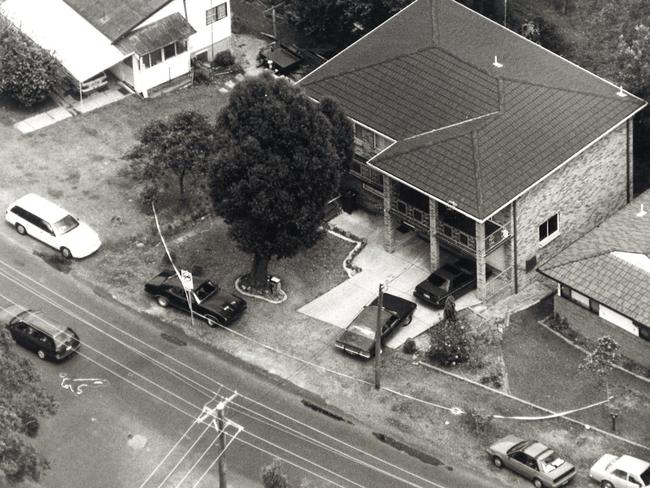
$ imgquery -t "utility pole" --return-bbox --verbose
[503,0,508,27]
[272,6,277,40]
[198,392,240,488]
[374,283,384,390]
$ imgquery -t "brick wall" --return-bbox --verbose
[515,123,629,290]
[554,295,650,370]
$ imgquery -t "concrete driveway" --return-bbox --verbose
[299,211,480,349]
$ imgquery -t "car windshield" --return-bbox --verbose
[538,450,564,473]
[641,467,650,485]
[348,324,375,339]
[193,281,218,302]
[427,274,449,290]
[52,215,79,235]
[507,440,532,454]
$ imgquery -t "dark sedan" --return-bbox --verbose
[144,271,247,327]
[335,293,416,359]
[413,258,477,308]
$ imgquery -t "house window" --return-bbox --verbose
[142,49,163,68]
[176,39,188,54]
[375,134,391,151]
[206,3,228,25]
[560,284,571,299]
[354,124,375,147]
[397,201,407,214]
[538,213,559,246]
[122,56,132,67]
[164,43,177,60]
[412,209,423,222]
[589,298,600,314]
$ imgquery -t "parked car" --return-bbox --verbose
[487,435,576,488]
[590,454,650,488]
[5,193,101,259]
[413,258,476,307]
[0,304,80,361]
[335,293,416,359]
[144,270,247,327]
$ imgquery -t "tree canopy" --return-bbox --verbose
[0,24,61,106]
[0,329,57,484]
[126,110,215,200]
[285,0,411,47]
[209,73,345,288]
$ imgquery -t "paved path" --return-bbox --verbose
[299,212,481,349]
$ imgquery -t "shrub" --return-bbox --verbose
[428,316,471,366]
[193,67,211,84]
[0,27,61,106]
[262,459,289,488]
[402,338,417,355]
[443,296,457,322]
[213,49,236,67]
[139,184,158,214]
[462,407,493,437]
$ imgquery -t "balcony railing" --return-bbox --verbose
[485,226,511,253]
[390,198,430,229]
[437,221,476,255]
[353,139,378,161]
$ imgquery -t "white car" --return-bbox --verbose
[590,454,650,488]
[5,193,101,259]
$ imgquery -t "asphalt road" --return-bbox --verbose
[0,229,504,488]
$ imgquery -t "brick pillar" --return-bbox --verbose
[502,204,517,294]
[475,221,487,301]
[383,176,395,253]
[429,199,440,271]
[627,118,634,202]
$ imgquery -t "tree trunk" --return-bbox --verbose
[250,253,270,290]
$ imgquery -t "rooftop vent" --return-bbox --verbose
[448,200,457,207]
[492,56,503,68]
[616,86,627,97]
[637,203,647,218]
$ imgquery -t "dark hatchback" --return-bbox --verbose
[145,271,247,327]
[0,305,80,361]
[335,293,416,359]
[413,258,477,308]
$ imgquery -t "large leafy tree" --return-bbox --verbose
[209,73,342,289]
[0,328,57,484]
[319,97,354,174]
[126,111,215,200]
[286,0,410,46]
[0,25,61,106]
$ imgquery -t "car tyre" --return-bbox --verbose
[533,479,544,488]
[402,314,413,326]
[156,296,169,308]
[601,482,614,488]
[15,223,26,235]
[492,456,503,469]
[206,316,222,328]
[37,350,46,360]
[61,247,72,259]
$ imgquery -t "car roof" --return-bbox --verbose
[523,442,549,459]
[613,455,650,475]
[10,193,69,223]
[21,311,70,338]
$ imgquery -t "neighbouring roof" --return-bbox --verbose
[539,190,650,326]
[115,13,195,56]
[62,0,173,42]
[299,0,646,221]
[0,0,126,82]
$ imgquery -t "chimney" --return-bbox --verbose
[636,203,647,217]
[493,55,503,68]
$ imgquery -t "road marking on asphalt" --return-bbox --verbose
[59,372,110,395]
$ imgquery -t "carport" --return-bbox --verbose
[0,0,128,104]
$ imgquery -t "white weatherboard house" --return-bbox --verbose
[0,0,231,98]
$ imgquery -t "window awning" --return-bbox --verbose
[115,13,195,56]
[0,0,127,82]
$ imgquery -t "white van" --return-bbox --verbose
[5,193,101,259]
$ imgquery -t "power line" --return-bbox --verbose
[0,263,439,487]
[0,290,422,488]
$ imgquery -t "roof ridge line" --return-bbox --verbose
[500,75,645,104]
[451,0,645,104]
[297,0,427,86]
[541,249,614,270]
[300,46,439,87]
[403,110,499,141]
